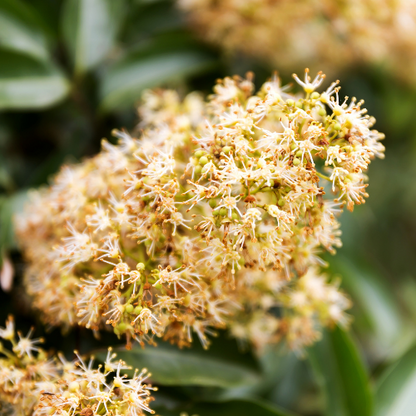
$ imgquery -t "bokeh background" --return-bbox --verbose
[1,1,416,415]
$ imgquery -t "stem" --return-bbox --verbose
[316,171,331,181]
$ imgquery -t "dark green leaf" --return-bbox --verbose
[331,255,407,357]
[0,0,50,60]
[375,344,416,416]
[97,342,261,388]
[153,398,298,416]
[0,190,28,251]
[62,0,125,75]
[0,50,70,110]
[308,326,373,416]
[99,36,216,112]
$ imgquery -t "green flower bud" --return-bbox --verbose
[125,304,134,314]
[293,158,301,166]
[134,306,143,315]
[116,322,128,334]
[199,156,209,166]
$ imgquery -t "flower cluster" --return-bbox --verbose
[16,70,384,351]
[178,0,416,83]
[0,317,156,416]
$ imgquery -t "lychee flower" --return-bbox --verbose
[16,70,384,352]
[178,0,416,84]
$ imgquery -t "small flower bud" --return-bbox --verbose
[199,156,209,166]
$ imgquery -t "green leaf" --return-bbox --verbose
[308,326,373,416]
[0,190,28,251]
[62,0,125,75]
[0,0,50,60]
[153,398,298,416]
[0,50,70,110]
[331,255,408,358]
[375,344,416,416]
[97,342,261,388]
[99,36,216,112]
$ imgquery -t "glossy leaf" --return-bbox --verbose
[331,255,407,357]
[97,342,261,388]
[0,0,50,60]
[0,50,70,110]
[375,345,416,416]
[62,0,124,74]
[99,37,216,112]
[153,398,298,416]
[308,326,373,416]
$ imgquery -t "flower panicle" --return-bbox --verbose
[16,70,384,352]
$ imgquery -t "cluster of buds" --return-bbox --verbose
[178,0,416,83]
[16,70,384,351]
[0,317,156,416]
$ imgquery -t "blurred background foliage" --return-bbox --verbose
[1,1,416,416]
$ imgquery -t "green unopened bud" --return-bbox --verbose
[125,304,134,314]
[209,199,217,208]
[222,146,232,155]
[219,208,227,216]
[116,322,128,334]
[195,150,204,158]
[293,158,301,166]
[333,123,342,131]
[278,198,285,207]
[311,92,320,100]
[296,151,302,158]
[286,99,295,107]
[199,156,209,166]
[194,165,202,176]
[318,108,326,117]
[231,212,239,220]
[134,306,143,315]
